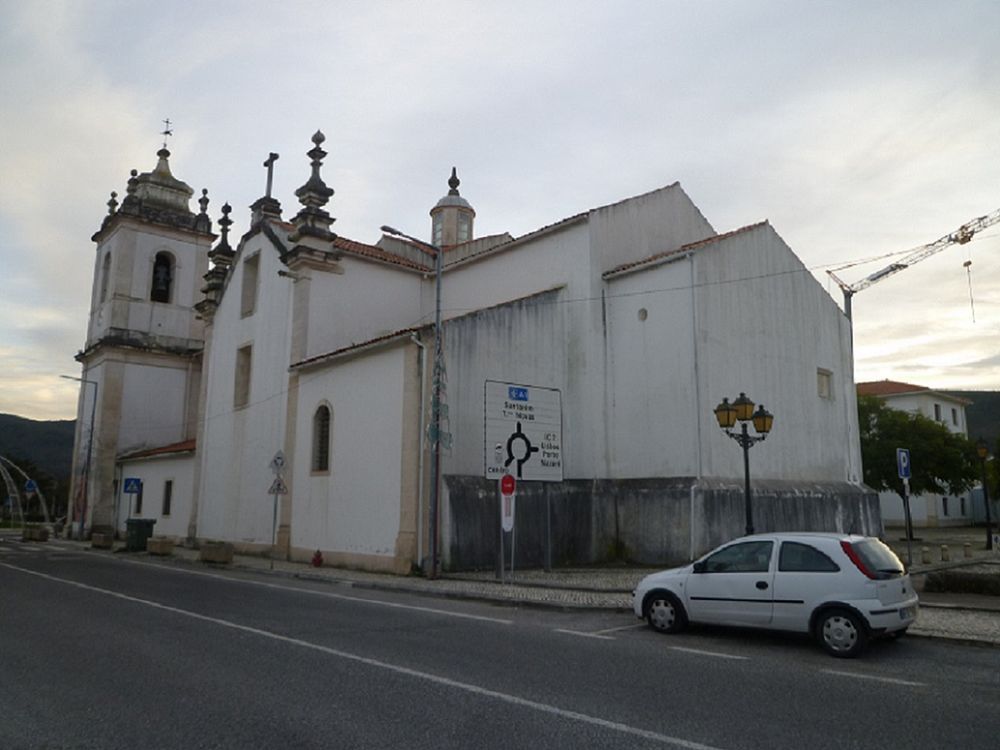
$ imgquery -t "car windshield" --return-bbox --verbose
[850,539,905,578]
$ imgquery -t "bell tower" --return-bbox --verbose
[429,167,475,246]
[69,137,215,536]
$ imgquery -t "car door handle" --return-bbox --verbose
[755,581,769,590]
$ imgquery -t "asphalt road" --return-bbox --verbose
[2,539,999,750]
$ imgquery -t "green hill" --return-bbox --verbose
[945,391,1000,446]
[0,413,76,480]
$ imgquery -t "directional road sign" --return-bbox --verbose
[484,381,562,481]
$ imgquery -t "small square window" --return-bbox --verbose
[817,369,832,400]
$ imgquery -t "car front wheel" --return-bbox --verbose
[644,592,687,634]
[817,608,867,658]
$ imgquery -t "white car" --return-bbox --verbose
[632,532,918,658]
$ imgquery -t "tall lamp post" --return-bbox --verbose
[381,224,444,578]
[61,374,98,540]
[714,392,774,536]
[976,438,993,551]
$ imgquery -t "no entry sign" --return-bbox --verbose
[500,473,516,532]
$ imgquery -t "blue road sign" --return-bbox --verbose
[896,448,911,479]
[24,479,38,493]
[124,477,142,494]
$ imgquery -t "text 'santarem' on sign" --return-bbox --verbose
[484,380,563,482]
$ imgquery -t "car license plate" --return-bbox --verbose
[899,606,916,620]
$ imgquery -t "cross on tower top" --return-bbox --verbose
[263,152,279,198]
[161,118,173,148]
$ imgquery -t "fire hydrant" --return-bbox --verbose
[311,549,323,567]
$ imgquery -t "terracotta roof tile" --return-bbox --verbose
[603,221,767,279]
[856,380,930,397]
[333,235,428,272]
[119,438,196,461]
[291,326,423,371]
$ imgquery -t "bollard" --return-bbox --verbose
[940,544,950,562]
[964,542,972,559]
[921,547,931,564]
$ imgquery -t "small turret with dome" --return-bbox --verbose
[430,167,475,247]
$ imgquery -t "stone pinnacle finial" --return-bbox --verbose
[448,167,460,195]
[295,130,334,209]
[289,130,336,243]
[209,202,236,265]
[198,188,209,215]
[107,191,118,215]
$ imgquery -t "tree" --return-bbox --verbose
[857,395,978,499]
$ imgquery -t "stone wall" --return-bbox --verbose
[443,475,880,570]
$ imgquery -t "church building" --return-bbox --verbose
[69,131,877,572]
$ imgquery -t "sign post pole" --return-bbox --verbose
[500,473,516,583]
[897,448,913,566]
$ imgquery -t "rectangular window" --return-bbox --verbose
[162,480,173,516]
[235,345,252,408]
[135,483,143,515]
[934,403,942,421]
[951,407,958,426]
[241,254,260,317]
[817,369,832,400]
[942,497,949,517]
[961,497,966,515]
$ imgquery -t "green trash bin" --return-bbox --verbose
[126,518,156,551]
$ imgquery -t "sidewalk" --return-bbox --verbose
[7,528,1000,647]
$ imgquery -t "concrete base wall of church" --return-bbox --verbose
[442,476,880,570]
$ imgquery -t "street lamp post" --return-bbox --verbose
[61,374,98,540]
[381,225,444,578]
[714,392,774,536]
[976,438,993,551]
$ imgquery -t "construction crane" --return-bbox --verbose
[827,207,1000,321]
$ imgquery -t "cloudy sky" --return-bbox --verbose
[2,0,998,421]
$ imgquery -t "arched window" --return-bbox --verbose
[99,253,111,303]
[312,405,331,472]
[151,252,174,303]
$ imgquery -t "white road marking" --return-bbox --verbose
[595,622,647,635]
[822,669,926,687]
[669,646,749,661]
[2,562,726,750]
[553,628,615,640]
[115,556,514,625]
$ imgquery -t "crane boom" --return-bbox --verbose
[827,207,1000,320]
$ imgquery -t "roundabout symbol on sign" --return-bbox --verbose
[504,422,538,478]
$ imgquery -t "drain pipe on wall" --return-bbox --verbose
[410,333,428,571]
[688,252,701,562]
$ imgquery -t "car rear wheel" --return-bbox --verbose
[818,608,867,658]
[644,592,687,634]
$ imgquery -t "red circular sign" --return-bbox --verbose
[500,474,516,495]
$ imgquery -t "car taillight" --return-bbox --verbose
[840,540,876,580]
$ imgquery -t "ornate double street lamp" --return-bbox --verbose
[976,438,993,551]
[714,393,774,536]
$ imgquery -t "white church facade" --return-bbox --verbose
[69,132,877,573]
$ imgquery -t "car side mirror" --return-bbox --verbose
[692,561,706,574]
